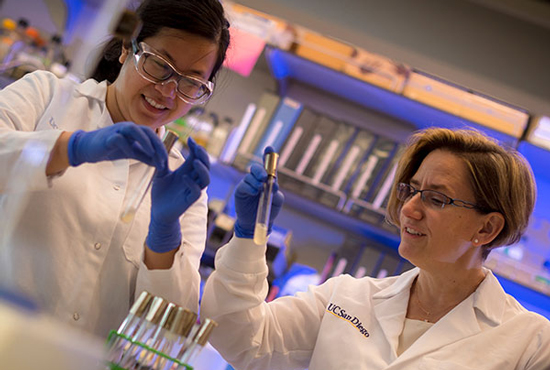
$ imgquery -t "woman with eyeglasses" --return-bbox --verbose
[0,0,229,337]
[201,128,550,369]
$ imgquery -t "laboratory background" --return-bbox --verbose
[1,0,550,369]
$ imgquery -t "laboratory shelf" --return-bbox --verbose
[208,161,400,250]
[264,47,518,147]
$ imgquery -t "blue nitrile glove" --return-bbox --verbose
[146,137,210,253]
[68,122,167,170]
[234,148,284,239]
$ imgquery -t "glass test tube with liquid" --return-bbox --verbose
[253,152,279,245]
[120,130,179,223]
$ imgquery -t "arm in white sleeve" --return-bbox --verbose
[0,71,62,192]
[136,188,208,312]
[201,235,333,370]
[524,323,550,370]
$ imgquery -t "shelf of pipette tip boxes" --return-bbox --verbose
[105,291,217,370]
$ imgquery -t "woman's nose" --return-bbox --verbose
[156,79,178,99]
[401,193,423,220]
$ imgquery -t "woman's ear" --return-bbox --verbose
[475,212,505,246]
[119,47,129,64]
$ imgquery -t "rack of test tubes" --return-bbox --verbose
[105,291,217,370]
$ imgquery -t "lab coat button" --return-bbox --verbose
[113,185,121,191]
[73,312,80,321]
[94,242,102,250]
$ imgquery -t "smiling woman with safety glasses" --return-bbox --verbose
[201,127,550,370]
[131,40,214,105]
[0,0,230,337]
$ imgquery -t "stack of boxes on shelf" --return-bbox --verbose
[228,90,402,234]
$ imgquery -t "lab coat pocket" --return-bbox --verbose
[420,357,477,370]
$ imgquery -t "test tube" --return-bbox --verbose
[106,290,154,363]
[120,130,179,223]
[134,302,178,369]
[132,302,176,368]
[253,152,279,245]
[117,296,169,368]
[176,318,218,368]
[153,307,198,370]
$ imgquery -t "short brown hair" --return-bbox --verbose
[386,128,536,259]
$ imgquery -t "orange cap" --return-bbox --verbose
[2,19,16,31]
[25,27,40,40]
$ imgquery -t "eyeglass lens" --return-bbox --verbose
[140,53,208,100]
[397,183,449,209]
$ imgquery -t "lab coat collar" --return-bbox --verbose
[372,267,506,366]
[372,268,418,355]
[471,268,506,326]
[372,267,506,323]
[75,78,108,101]
[373,267,419,300]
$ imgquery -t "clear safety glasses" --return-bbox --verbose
[132,40,214,105]
[396,182,488,211]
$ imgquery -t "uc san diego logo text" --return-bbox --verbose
[327,302,370,338]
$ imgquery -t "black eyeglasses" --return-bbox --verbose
[396,182,486,211]
[131,41,214,105]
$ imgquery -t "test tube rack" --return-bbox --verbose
[106,330,193,370]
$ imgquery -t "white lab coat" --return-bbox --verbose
[201,236,550,370]
[0,71,208,337]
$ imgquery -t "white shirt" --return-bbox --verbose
[0,71,208,337]
[397,318,432,356]
[201,236,550,370]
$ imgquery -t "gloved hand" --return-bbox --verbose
[234,148,284,239]
[68,122,167,170]
[146,137,210,253]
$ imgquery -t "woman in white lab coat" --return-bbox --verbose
[0,0,230,337]
[201,128,550,369]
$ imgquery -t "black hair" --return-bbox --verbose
[90,0,230,84]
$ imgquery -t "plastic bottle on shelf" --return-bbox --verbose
[1,18,29,65]
[44,34,67,77]
[167,111,199,149]
[7,26,45,79]
[207,116,233,158]
[44,34,63,66]
[193,110,216,149]
[0,18,17,62]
